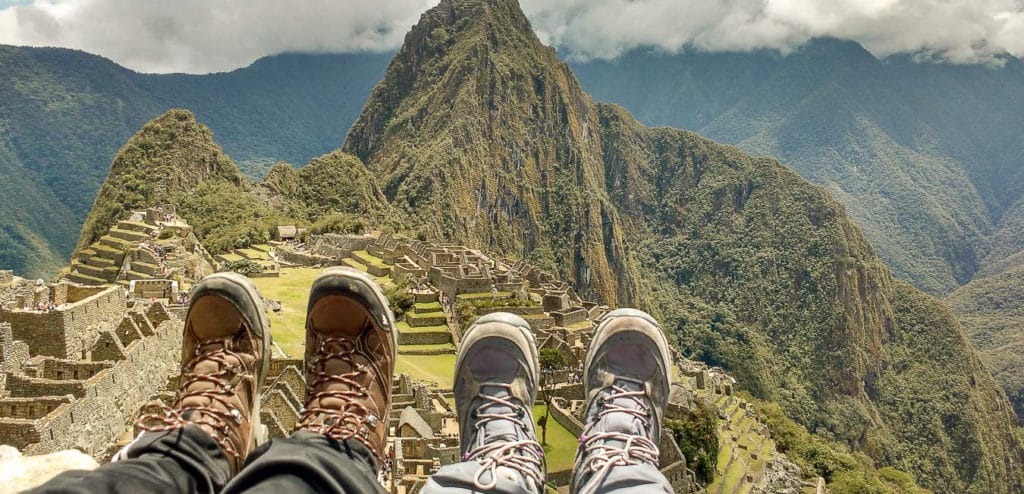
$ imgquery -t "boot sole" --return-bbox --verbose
[456,312,540,401]
[584,308,672,392]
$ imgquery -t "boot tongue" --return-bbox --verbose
[594,378,648,440]
[476,384,521,445]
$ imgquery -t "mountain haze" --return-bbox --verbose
[570,41,1024,427]
[572,42,1024,296]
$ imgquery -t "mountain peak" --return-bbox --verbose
[342,0,631,303]
[343,0,555,158]
[74,109,246,254]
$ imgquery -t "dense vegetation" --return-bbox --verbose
[75,110,247,254]
[947,262,1024,421]
[665,400,719,483]
[0,46,389,277]
[573,37,1024,443]
[747,396,930,493]
[572,42,1024,297]
[175,182,286,254]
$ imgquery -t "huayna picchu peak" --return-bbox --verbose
[74,109,248,257]
[2,0,1024,492]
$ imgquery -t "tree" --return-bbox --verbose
[539,348,566,371]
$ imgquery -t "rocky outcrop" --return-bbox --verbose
[0,445,98,493]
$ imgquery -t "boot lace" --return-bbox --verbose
[465,383,544,491]
[296,335,381,458]
[138,339,249,464]
[577,376,660,494]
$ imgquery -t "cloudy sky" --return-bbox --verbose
[0,0,1022,73]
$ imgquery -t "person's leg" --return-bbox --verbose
[422,313,545,494]
[223,267,395,494]
[24,426,230,494]
[570,309,674,494]
[222,431,384,494]
[24,272,273,494]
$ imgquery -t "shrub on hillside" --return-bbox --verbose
[666,400,719,484]
[384,278,414,320]
[176,182,290,254]
[747,396,928,493]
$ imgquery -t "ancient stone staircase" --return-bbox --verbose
[68,221,157,285]
[398,300,454,355]
[334,248,457,357]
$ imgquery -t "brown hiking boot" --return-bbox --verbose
[295,267,397,465]
[138,272,271,473]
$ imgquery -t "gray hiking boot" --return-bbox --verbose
[426,312,545,494]
[571,308,673,494]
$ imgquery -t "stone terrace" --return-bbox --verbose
[67,206,215,289]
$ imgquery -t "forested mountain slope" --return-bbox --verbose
[572,42,1024,296]
[0,46,389,277]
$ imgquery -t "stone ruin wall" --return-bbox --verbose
[0,291,183,458]
[1,317,181,457]
[1,286,126,360]
[307,234,375,260]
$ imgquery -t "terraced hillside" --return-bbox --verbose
[68,220,157,285]
[65,209,214,289]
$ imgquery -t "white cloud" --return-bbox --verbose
[0,0,438,73]
[520,0,1024,65]
[0,0,1022,73]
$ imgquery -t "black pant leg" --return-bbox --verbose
[25,425,231,494]
[223,431,386,494]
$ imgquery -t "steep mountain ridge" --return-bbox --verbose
[334,1,1024,491]
[572,41,1024,296]
[344,0,640,304]
[572,46,1024,427]
[74,109,248,255]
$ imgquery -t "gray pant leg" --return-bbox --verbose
[421,461,537,494]
[582,463,673,494]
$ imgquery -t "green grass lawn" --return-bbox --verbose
[564,321,592,331]
[396,354,456,389]
[238,248,268,260]
[397,321,450,334]
[457,292,512,301]
[533,404,579,473]
[414,302,443,312]
[252,268,458,387]
[353,250,389,268]
[342,258,367,271]
[398,343,456,353]
[250,267,322,357]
